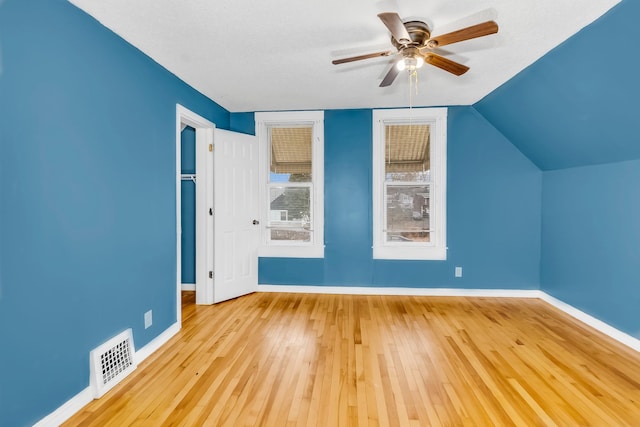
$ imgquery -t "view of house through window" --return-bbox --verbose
[256,110,324,258]
[373,107,447,260]
[384,124,431,243]
[268,125,313,242]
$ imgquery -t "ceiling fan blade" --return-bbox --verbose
[380,64,401,87]
[424,21,498,49]
[378,12,412,45]
[332,50,393,65]
[424,53,469,76]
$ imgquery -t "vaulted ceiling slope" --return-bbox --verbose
[475,0,637,171]
[68,0,618,112]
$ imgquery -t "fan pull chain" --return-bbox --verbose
[408,69,419,134]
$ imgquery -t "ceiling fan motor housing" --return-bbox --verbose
[391,21,431,49]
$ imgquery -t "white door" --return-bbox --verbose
[213,129,259,303]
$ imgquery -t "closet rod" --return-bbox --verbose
[180,174,196,183]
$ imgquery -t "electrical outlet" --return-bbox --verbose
[144,310,153,329]
[455,266,463,278]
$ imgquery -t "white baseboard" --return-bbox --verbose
[538,292,640,353]
[257,284,541,298]
[181,283,196,291]
[33,321,181,427]
[135,321,180,364]
[258,285,640,354]
[32,387,94,427]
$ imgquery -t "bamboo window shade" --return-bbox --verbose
[385,124,430,173]
[270,127,312,174]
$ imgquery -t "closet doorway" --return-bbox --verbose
[176,105,215,323]
[175,105,259,325]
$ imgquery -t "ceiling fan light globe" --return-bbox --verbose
[399,56,420,71]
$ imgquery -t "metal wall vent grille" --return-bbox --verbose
[90,328,137,398]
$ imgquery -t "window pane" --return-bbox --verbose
[385,185,430,242]
[384,124,430,182]
[269,126,312,181]
[269,186,311,242]
[269,171,313,183]
[270,229,311,242]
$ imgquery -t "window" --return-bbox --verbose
[372,108,447,260]
[256,111,324,258]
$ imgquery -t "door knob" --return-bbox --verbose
[252,219,260,225]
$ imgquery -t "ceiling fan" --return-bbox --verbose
[332,12,499,87]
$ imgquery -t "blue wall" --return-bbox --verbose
[475,0,637,171]
[541,159,640,338]
[2,0,636,425]
[473,0,640,342]
[229,112,256,135]
[0,1,229,425]
[180,127,196,284]
[259,107,542,289]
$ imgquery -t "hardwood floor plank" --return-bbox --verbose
[63,293,640,426]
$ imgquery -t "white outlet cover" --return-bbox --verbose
[455,267,463,278]
[144,310,153,329]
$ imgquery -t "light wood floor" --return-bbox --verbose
[64,292,640,426]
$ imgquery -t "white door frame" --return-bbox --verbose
[175,104,216,324]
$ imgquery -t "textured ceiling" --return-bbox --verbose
[68,0,619,113]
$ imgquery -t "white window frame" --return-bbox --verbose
[372,107,447,260]
[256,111,324,258]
